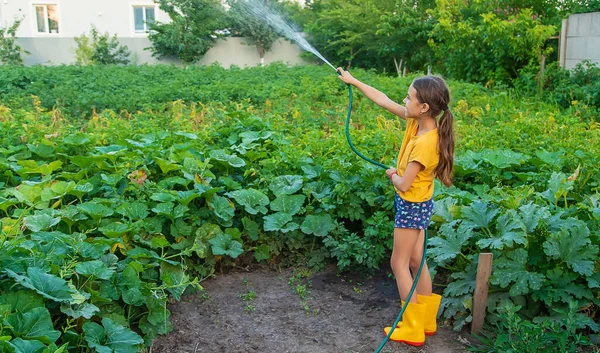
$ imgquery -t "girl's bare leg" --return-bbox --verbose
[390,227,421,303]
[410,229,432,296]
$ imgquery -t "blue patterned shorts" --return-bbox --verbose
[394,194,434,230]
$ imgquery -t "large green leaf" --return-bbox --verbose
[519,203,549,233]
[461,200,498,229]
[209,234,243,258]
[115,202,149,221]
[300,165,323,180]
[77,203,114,221]
[431,197,458,223]
[476,210,526,250]
[159,263,189,301]
[5,268,78,304]
[42,181,75,201]
[239,131,273,144]
[542,223,597,276]
[242,217,260,241]
[174,131,198,140]
[150,192,177,203]
[533,268,593,306]
[27,144,55,159]
[479,148,529,169]
[154,157,180,174]
[68,182,94,200]
[23,215,60,232]
[144,296,172,335]
[98,223,130,238]
[63,133,91,146]
[209,195,234,221]
[152,202,174,218]
[60,302,99,319]
[75,260,115,280]
[491,249,545,296]
[270,194,305,215]
[254,244,271,262]
[263,212,293,232]
[8,184,42,206]
[229,188,269,215]
[304,181,332,200]
[193,223,222,258]
[0,291,44,314]
[209,149,245,168]
[83,318,143,353]
[429,221,474,264]
[541,172,571,204]
[16,160,62,176]
[94,145,127,156]
[78,242,111,260]
[444,264,476,297]
[5,307,60,344]
[9,338,46,353]
[300,214,335,237]
[176,190,201,206]
[454,151,481,175]
[269,175,303,197]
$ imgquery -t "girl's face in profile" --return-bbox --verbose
[403,85,425,119]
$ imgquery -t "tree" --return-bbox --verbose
[227,0,280,65]
[376,0,437,75]
[0,19,29,65]
[428,0,556,85]
[303,0,395,70]
[74,26,131,65]
[148,0,228,64]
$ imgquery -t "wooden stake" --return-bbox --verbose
[471,253,493,335]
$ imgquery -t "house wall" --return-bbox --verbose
[16,37,308,67]
[561,12,600,69]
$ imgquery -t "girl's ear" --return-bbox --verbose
[420,103,430,114]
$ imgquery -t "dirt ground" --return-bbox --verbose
[152,265,471,353]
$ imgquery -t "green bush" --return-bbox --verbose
[429,3,555,85]
[516,61,600,116]
[468,302,593,353]
[0,19,29,65]
[74,26,131,65]
[148,0,228,64]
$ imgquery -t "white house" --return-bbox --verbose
[0,0,308,66]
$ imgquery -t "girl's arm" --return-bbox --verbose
[386,162,423,192]
[337,68,406,120]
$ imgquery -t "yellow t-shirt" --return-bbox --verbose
[395,118,439,202]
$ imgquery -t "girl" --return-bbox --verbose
[337,68,454,347]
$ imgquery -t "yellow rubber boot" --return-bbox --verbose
[417,293,442,335]
[383,302,426,347]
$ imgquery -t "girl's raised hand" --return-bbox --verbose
[337,67,357,85]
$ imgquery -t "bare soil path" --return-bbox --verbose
[152,265,471,353]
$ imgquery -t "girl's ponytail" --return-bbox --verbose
[412,76,455,186]
[436,109,454,187]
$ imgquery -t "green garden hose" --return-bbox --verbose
[340,79,429,353]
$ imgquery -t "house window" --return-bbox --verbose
[34,4,59,34]
[133,5,155,33]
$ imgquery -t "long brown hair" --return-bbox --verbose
[412,76,455,187]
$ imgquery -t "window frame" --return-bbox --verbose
[31,2,61,36]
[130,3,157,36]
